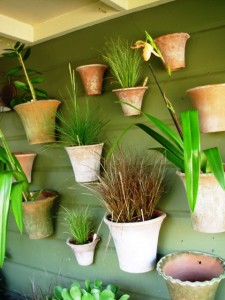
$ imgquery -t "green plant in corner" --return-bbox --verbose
[0,129,40,267]
[46,279,130,300]
[2,41,48,106]
[55,64,106,147]
[109,31,225,212]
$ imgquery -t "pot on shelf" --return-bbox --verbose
[13,152,37,183]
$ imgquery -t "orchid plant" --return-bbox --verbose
[109,31,225,212]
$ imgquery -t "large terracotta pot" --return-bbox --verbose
[177,171,225,233]
[66,235,100,266]
[104,210,166,273]
[65,143,104,183]
[157,251,225,300]
[113,86,148,116]
[187,83,225,133]
[13,152,37,183]
[22,190,58,239]
[76,64,107,96]
[154,33,190,71]
[14,100,60,144]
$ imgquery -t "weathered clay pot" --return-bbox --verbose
[104,210,166,273]
[157,251,225,300]
[14,100,60,144]
[22,190,58,239]
[154,33,190,71]
[66,235,100,266]
[187,83,225,133]
[65,143,103,183]
[177,171,225,233]
[13,152,37,183]
[76,64,107,96]
[113,86,148,116]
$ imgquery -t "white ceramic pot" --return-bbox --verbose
[66,236,100,266]
[177,171,225,233]
[65,143,104,183]
[104,210,166,273]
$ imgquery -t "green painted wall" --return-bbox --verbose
[1,0,225,299]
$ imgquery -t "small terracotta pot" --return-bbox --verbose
[66,235,100,266]
[187,83,225,133]
[14,100,60,144]
[22,190,58,239]
[13,152,37,183]
[113,86,148,116]
[76,64,107,96]
[65,143,103,183]
[154,33,190,71]
[157,251,225,300]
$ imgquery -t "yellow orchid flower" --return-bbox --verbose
[131,40,161,61]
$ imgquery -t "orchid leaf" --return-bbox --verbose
[181,110,201,212]
[151,147,184,170]
[10,182,23,233]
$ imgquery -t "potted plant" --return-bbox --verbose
[101,37,148,116]
[0,129,58,267]
[46,279,130,300]
[64,207,100,266]
[110,31,225,233]
[96,150,166,273]
[55,64,107,183]
[2,41,60,144]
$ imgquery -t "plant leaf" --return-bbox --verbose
[2,52,18,58]
[181,110,201,212]
[53,285,63,300]
[204,147,225,189]
[5,66,22,76]
[23,47,31,61]
[119,295,130,300]
[30,77,45,84]
[70,286,82,300]
[14,81,29,91]
[10,182,23,233]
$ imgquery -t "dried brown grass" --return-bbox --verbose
[98,151,166,223]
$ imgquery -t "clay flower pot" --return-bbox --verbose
[14,100,60,144]
[104,210,166,273]
[66,235,100,266]
[113,86,148,116]
[76,64,107,96]
[22,190,58,239]
[157,251,225,300]
[13,152,37,183]
[65,143,104,183]
[177,171,225,233]
[187,83,225,133]
[154,33,190,71]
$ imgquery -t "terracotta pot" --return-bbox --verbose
[14,100,60,144]
[154,33,190,71]
[13,152,37,183]
[65,143,103,183]
[76,64,107,96]
[177,171,225,233]
[66,235,100,266]
[104,210,166,273]
[187,84,225,133]
[157,251,225,300]
[113,86,148,116]
[22,190,58,239]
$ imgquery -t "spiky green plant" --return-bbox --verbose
[55,64,106,146]
[101,37,143,88]
[63,207,94,244]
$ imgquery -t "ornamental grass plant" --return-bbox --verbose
[97,150,166,223]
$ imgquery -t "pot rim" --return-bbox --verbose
[156,251,225,286]
[14,99,61,108]
[76,64,108,70]
[187,83,225,93]
[112,86,148,93]
[154,32,190,41]
[13,151,37,156]
[104,209,166,227]
[22,190,58,205]
[65,142,104,151]
[66,235,100,247]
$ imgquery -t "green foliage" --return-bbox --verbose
[55,64,106,146]
[2,41,48,106]
[101,37,143,88]
[46,279,130,300]
[63,207,94,244]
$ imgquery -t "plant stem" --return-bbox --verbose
[18,52,37,101]
[148,64,183,139]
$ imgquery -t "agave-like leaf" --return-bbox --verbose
[0,172,13,267]
[70,285,82,300]
[82,294,94,300]
[118,295,130,300]
[61,288,73,300]
[204,147,225,189]
[181,110,201,212]
[99,290,114,300]
[53,285,63,300]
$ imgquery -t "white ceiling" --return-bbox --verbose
[0,0,173,49]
